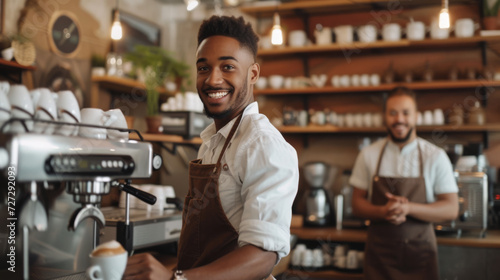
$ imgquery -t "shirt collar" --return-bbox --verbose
[386,137,418,155]
[200,102,259,142]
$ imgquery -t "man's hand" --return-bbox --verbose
[123,253,173,280]
[384,192,409,225]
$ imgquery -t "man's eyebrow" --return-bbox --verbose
[196,56,238,64]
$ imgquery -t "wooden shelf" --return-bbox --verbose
[241,0,475,17]
[291,227,500,249]
[0,58,36,71]
[129,132,202,145]
[278,123,500,134]
[255,80,500,95]
[284,268,363,280]
[91,75,171,96]
[257,36,500,57]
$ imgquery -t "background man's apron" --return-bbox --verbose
[364,140,439,280]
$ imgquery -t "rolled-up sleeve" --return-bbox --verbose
[237,132,299,261]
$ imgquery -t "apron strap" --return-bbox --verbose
[374,140,389,176]
[214,113,243,172]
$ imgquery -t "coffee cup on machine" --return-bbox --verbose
[86,240,127,280]
[105,109,129,140]
[79,108,116,139]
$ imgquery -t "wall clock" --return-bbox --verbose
[48,11,81,57]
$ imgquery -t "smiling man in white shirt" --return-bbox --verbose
[124,15,299,280]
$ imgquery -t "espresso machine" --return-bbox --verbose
[0,131,160,280]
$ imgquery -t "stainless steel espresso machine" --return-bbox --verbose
[0,132,160,280]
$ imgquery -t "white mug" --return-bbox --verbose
[33,89,58,134]
[382,23,401,41]
[339,75,350,87]
[370,73,380,86]
[255,77,267,90]
[79,108,116,139]
[407,21,426,40]
[334,25,354,44]
[358,25,377,43]
[331,75,341,87]
[269,75,284,89]
[289,30,307,47]
[314,27,332,45]
[86,252,127,280]
[360,74,370,86]
[346,250,359,269]
[56,91,81,136]
[430,20,450,39]
[8,85,34,133]
[106,109,129,140]
[455,18,476,38]
[351,74,360,87]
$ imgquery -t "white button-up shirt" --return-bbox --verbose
[198,102,299,260]
[349,137,458,202]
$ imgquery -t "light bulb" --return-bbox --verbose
[186,0,199,11]
[271,12,283,46]
[111,11,122,40]
[439,8,450,29]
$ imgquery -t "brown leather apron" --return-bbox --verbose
[364,140,439,280]
[176,115,242,270]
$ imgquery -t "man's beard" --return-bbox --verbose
[387,125,414,143]
[203,79,248,119]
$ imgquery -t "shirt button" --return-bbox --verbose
[223,164,229,171]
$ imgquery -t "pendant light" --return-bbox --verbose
[439,0,450,29]
[271,12,283,45]
[185,0,199,11]
[111,0,122,40]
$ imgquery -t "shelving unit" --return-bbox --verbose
[257,36,500,57]
[255,80,500,95]
[0,58,36,87]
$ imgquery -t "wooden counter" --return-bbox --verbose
[291,227,500,248]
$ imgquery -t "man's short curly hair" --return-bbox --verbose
[197,15,259,60]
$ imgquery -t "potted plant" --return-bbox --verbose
[125,45,190,133]
[90,53,106,76]
[483,0,500,30]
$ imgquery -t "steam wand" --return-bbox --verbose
[112,180,157,254]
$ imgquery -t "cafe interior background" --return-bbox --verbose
[2,0,500,279]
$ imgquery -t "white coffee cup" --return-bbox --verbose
[269,75,284,89]
[382,23,401,41]
[358,25,377,43]
[56,90,81,136]
[0,81,10,95]
[79,108,116,139]
[372,112,383,127]
[339,75,350,87]
[351,74,360,87]
[430,20,450,39]
[106,109,129,140]
[255,77,267,90]
[423,110,434,125]
[336,114,345,127]
[289,30,307,47]
[1,47,13,61]
[87,251,127,280]
[363,112,372,127]
[8,85,34,133]
[346,250,359,269]
[455,18,476,38]
[407,21,426,40]
[434,108,445,125]
[314,27,332,45]
[360,74,370,86]
[331,75,341,87]
[0,91,10,132]
[334,25,354,44]
[33,89,58,134]
[370,73,380,86]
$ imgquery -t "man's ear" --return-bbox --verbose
[249,63,260,84]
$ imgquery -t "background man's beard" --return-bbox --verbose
[388,126,414,143]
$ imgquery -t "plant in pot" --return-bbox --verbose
[124,45,190,134]
[90,53,106,76]
[483,0,500,30]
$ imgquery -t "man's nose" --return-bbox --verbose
[206,68,223,85]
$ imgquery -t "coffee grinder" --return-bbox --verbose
[303,162,334,227]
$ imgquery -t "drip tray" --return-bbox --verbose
[100,207,182,250]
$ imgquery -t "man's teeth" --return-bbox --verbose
[208,91,228,99]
